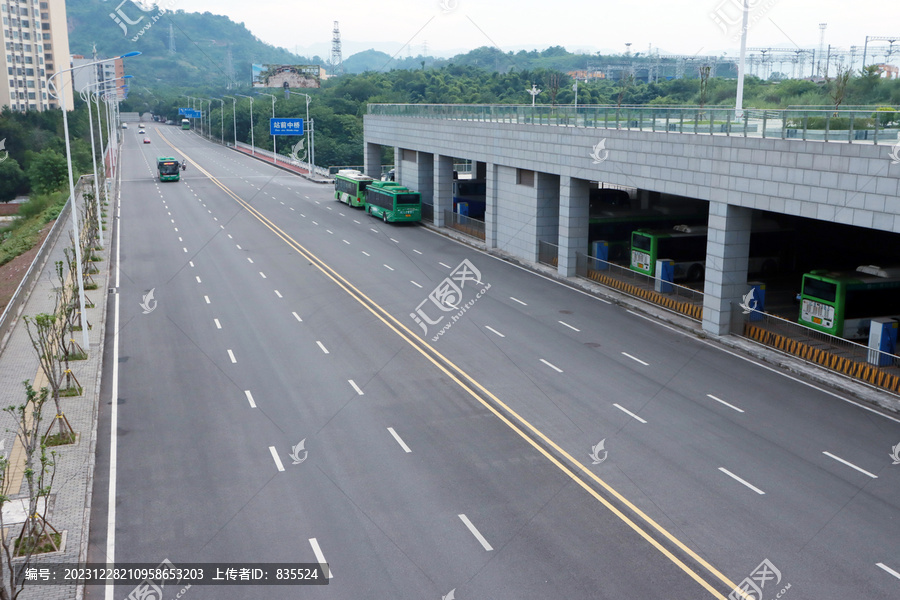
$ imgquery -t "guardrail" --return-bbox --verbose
[443,210,485,240]
[421,203,434,223]
[575,251,704,321]
[538,241,558,267]
[0,176,88,356]
[731,304,900,394]
[232,141,332,178]
[368,104,900,144]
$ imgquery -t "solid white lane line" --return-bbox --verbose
[823,452,878,478]
[458,514,493,551]
[316,341,329,354]
[718,467,765,495]
[247,257,254,263]
[204,296,210,304]
[259,272,267,279]
[195,276,201,283]
[410,280,423,288]
[439,262,452,269]
[269,447,285,472]
[876,563,900,580]
[706,394,745,413]
[214,319,221,329]
[413,249,422,255]
[559,320,580,332]
[362,251,370,256]
[509,296,527,306]
[292,312,303,322]
[540,358,563,373]
[613,403,647,424]
[387,427,412,453]
[348,380,364,395]
[309,538,332,578]
[484,325,505,338]
[274,290,282,298]
[228,349,237,363]
[384,264,394,271]
[621,352,649,366]
[245,390,257,408]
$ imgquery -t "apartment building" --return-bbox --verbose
[1,0,72,112]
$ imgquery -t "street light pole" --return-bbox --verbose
[258,92,277,165]
[285,89,312,174]
[47,51,140,352]
[236,94,255,155]
[223,96,237,147]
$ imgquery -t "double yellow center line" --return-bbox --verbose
[161,133,746,600]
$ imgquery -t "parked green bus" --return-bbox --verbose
[334,169,374,208]
[799,265,900,339]
[157,157,181,182]
[181,118,191,130]
[365,181,421,223]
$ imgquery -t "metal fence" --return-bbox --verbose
[368,104,900,144]
[731,304,900,393]
[421,202,434,223]
[538,241,558,267]
[575,251,704,321]
[443,210,485,240]
[233,141,332,177]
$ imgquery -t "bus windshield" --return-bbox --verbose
[632,233,652,252]
[158,161,180,175]
[803,278,837,303]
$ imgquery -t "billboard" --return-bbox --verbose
[251,64,321,89]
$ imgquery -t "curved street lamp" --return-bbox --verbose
[236,94,255,155]
[47,50,140,352]
[257,92,277,165]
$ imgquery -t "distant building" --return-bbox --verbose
[567,70,606,81]
[72,53,126,100]
[876,64,898,79]
[0,0,73,112]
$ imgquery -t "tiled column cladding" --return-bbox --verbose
[496,165,538,260]
[364,141,381,179]
[434,154,454,227]
[703,202,753,334]
[536,171,560,247]
[486,162,498,248]
[560,177,591,276]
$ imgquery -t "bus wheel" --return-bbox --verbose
[687,264,704,282]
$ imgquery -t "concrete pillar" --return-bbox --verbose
[702,202,753,335]
[485,163,498,249]
[416,151,434,204]
[364,142,381,179]
[434,154,453,227]
[536,172,560,251]
[559,177,590,277]
[394,146,401,184]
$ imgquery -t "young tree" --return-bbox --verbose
[25,149,67,196]
[0,381,60,600]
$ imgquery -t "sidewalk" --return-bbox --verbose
[0,192,111,599]
[229,144,333,184]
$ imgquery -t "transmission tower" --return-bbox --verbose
[168,23,176,54]
[817,23,827,77]
[224,45,235,89]
[331,21,343,76]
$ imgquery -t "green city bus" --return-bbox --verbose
[590,210,706,262]
[798,265,900,339]
[157,157,181,182]
[365,181,421,223]
[181,118,191,130]
[334,169,374,208]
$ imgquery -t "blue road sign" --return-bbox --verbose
[270,118,304,136]
[179,108,202,118]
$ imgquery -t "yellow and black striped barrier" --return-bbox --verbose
[586,269,703,321]
[743,322,900,394]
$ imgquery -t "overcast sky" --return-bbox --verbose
[162,0,898,61]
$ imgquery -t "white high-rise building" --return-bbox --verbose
[0,0,73,112]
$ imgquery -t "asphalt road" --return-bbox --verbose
[85,124,900,600]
